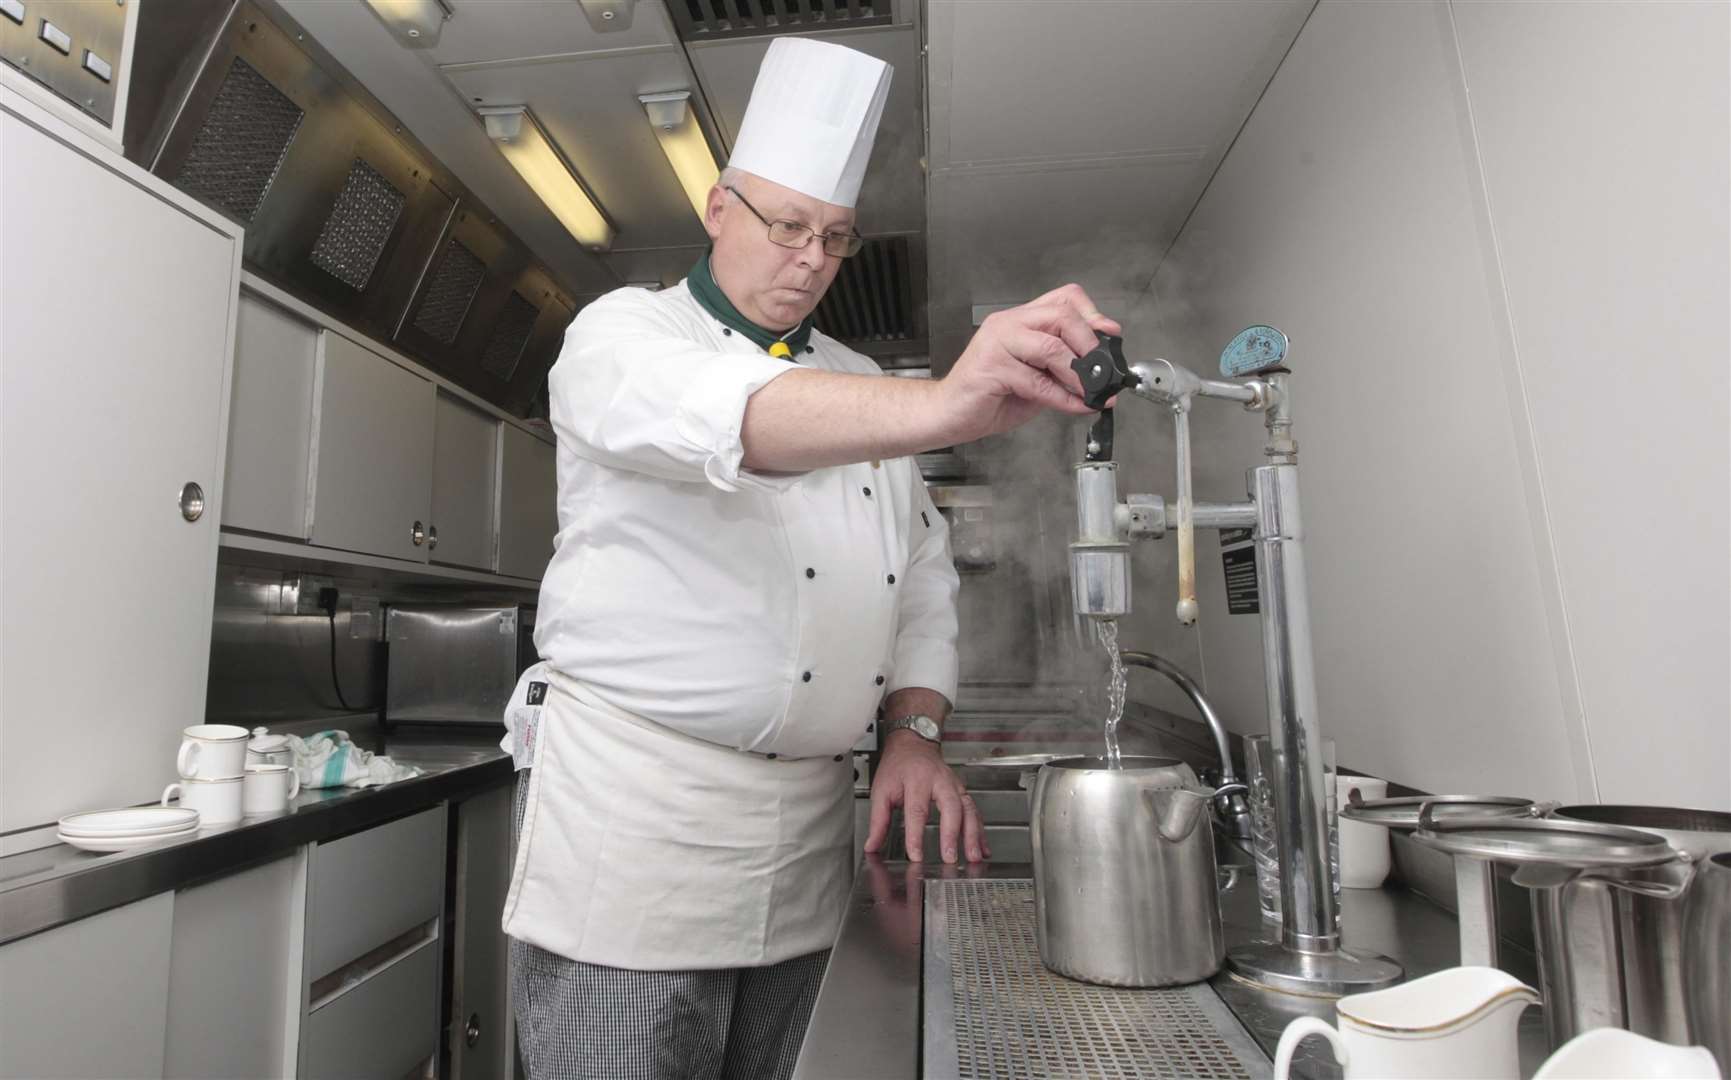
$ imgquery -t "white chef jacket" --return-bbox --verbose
[502,279,960,969]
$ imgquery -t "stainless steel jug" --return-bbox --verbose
[1525,805,1731,1049]
[1031,755,1243,987]
[1685,851,1731,1077]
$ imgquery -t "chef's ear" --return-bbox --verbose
[703,184,729,241]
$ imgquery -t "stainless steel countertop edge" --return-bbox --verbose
[1,743,512,946]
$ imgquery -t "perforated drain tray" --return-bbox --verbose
[922,880,1270,1079]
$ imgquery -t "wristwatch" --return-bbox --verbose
[886,713,942,744]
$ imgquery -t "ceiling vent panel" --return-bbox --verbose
[480,292,540,383]
[309,159,406,292]
[669,0,891,42]
[172,57,303,223]
[411,238,487,345]
[813,235,923,356]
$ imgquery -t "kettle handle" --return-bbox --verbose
[1274,1016,1348,1080]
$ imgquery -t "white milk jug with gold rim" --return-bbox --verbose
[1274,966,1538,1080]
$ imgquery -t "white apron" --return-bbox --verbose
[501,670,854,970]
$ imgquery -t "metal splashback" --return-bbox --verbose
[140,0,577,417]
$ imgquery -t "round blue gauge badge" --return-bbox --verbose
[1219,325,1290,378]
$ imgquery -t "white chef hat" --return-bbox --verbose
[727,37,892,209]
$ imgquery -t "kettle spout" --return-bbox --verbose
[1151,782,1249,843]
[1152,787,1211,843]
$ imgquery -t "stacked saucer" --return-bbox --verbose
[57,807,200,853]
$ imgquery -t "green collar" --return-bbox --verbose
[686,252,814,358]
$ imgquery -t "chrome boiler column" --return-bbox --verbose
[1226,373,1402,995]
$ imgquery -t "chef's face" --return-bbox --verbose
[704,171,853,331]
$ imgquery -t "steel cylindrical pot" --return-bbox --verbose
[1685,852,1731,1077]
[1546,805,1731,1046]
[1031,756,1224,987]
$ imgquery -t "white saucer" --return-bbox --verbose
[58,806,200,836]
[58,824,198,853]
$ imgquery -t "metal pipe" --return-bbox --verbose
[1119,651,1252,838]
[1251,462,1338,954]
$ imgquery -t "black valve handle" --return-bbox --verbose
[1071,333,1138,412]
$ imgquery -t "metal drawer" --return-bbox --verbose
[306,806,445,980]
[301,935,439,1080]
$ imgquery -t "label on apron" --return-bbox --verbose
[502,661,552,770]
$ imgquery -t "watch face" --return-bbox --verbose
[901,714,940,741]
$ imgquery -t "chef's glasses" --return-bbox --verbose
[726,186,864,258]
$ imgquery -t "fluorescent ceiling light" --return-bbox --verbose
[640,91,719,222]
[478,106,617,252]
[364,0,451,48]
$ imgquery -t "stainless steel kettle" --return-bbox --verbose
[1031,755,1244,987]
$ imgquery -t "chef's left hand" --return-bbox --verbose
[865,730,989,864]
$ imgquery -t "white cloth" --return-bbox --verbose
[500,670,854,969]
[511,278,959,969]
[727,37,892,208]
[287,730,421,789]
[533,281,960,760]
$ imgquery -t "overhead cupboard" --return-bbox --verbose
[223,278,560,584]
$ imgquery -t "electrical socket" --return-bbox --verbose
[279,574,336,616]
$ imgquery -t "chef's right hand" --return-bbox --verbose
[937,283,1122,443]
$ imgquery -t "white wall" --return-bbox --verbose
[1142,0,1730,809]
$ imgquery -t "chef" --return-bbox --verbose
[502,35,1120,1080]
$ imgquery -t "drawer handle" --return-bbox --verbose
[411,520,426,546]
[465,1012,481,1048]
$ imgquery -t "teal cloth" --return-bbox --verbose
[685,252,813,357]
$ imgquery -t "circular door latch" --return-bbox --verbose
[179,482,206,522]
[465,1013,481,1048]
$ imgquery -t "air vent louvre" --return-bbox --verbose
[174,58,303,223]
[481,292,539,381]
[813,236,914,344]
[412,240,487,345]
[310,159,405,292]
[669,0,890,41]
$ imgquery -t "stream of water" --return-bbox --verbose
[1099,618,1126,769]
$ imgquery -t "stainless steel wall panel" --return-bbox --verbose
[0,0,129,126]
[154,2,454,349]
[393,208,576,417]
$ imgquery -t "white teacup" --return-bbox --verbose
[1338,774,1391,889]
[162,777,242,825]
[242,764,301,816]
[177,724,250,780]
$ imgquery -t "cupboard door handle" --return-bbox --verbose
[465,1012,481,1047]
[411,520,426,546]
[427,525,439,551]
[179,482,206,522]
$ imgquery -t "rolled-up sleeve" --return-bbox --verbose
[888,471,961,703]
[549,290,802,493]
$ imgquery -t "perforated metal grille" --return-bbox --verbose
[310,159,405,291]
[175,58,303,222]
[669,0,890,41]
[813,236,914,344]
[412,239,486,344]
[943,881,1256,1080]
[480,291,539,381]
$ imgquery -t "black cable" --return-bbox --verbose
[327,611,358,712]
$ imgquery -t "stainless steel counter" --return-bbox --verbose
[796,840,1551,1080]
[0,725,512,945]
